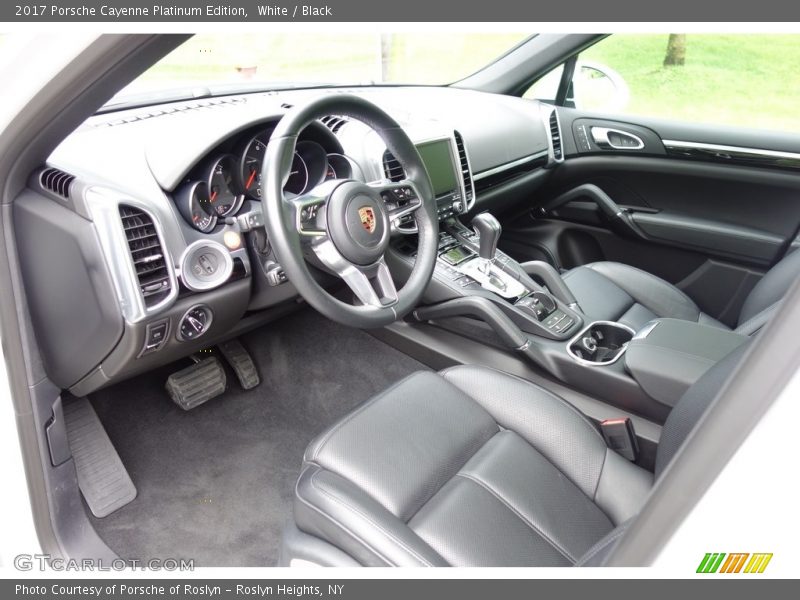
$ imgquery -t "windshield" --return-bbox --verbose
[113,33,529,104]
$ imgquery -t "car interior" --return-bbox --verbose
[3,32,800,567]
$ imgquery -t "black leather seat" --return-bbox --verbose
[561,249,800,333]
[288,347,744,566]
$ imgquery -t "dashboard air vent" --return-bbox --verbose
[549,109,563,161]
[320,115,349,133]
[382,149,405,182]
[119,205,171,307]
[40,168,75,200]
[453,131,474,205]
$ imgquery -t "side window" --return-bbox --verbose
[526,34,800,134]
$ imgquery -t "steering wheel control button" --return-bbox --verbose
[177,305,213,341]
[179,240,234,292]
[326,181,390,265]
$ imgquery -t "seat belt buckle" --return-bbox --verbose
[600,418,639,462]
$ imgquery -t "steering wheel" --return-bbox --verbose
[261,95,439,328]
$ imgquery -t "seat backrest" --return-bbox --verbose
[737,249,800,330]
[654,343,748,478]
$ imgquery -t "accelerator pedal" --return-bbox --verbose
[218,339,260,390]
[63,398,137,518]
[165,357,226,411]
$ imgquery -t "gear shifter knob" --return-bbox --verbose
[472,213,501,261]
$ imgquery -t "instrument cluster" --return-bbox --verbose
[174,127,356,233]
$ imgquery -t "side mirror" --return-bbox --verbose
[571,61,630,112]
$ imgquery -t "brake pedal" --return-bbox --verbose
[217,339,260,390]
[165,357,226,410]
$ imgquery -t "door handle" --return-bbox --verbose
[591,127,645,150]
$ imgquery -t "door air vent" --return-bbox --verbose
[453,131,474,207]
[382,149,405,182]
[119,205,172,307]
[549,109,563,161]
[320,115,349,133]
[39,168,76,200]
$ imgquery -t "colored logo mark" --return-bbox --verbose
[696,553,773,573]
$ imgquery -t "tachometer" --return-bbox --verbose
[284,153,309,195]
[326,153,355,181]
[240,134,309,197]
[240,134,268,199]
[207,155,243,217]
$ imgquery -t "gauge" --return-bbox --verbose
[240,134,268,199]
[284,153,309,195]
[207,155,243,217]
[191,184,216,233]
[326,153,355,180]
[176,181,217,233]
[240,133,310,198]
[294,141,328,192]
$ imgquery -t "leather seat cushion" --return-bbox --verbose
[295,366,653,566]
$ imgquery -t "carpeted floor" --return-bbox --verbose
[88,308,429,567]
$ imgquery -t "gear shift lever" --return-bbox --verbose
[471,213,501,261]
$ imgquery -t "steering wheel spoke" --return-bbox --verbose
[311,238,398,308]
[287,193,327,237]
[368,179,424,225]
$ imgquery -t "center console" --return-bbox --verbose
[388,207,743,422]
[624,319,748,406]
[385,132,583,342]
[411,219,583,341]
[383,133,743,422]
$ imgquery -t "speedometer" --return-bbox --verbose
[207,155,243,217]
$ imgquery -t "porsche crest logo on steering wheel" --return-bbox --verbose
[358,206,377,233]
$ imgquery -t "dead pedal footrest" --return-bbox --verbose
[217,339,260,390]
[165,357,226,411]
[63,398,137,518]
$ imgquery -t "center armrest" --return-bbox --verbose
[625,318,748,407]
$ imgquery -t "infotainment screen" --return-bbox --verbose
[415,139,459,197]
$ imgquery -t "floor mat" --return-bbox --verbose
[88,308,429,567]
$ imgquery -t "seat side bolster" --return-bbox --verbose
[594,449,654,525]
[738,248,800,324]
[294,465,448,567]
[734,303,777,336]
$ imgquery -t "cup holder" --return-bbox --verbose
[567,321,635,366]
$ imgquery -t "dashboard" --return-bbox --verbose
[17,85,560,395]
